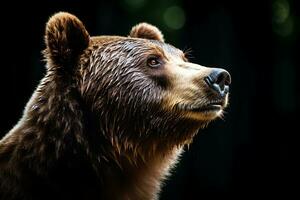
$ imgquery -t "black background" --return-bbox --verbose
[0,0,299,199]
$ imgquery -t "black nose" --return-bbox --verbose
[205,68,231,97]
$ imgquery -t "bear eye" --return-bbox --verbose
[147,56,161,68]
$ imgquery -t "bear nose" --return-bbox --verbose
[204,68,231,97]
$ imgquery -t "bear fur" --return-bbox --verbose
[0,12,230,200]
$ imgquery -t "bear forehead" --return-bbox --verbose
[90,36,184,59]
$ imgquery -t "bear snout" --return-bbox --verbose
[204,68,231,97]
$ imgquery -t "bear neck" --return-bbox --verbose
[86,104,202,199]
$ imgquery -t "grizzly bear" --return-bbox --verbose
[0,12,231,200]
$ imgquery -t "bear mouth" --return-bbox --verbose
[178,100,225,114]
[190,104,222,113]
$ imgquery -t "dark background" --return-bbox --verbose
[0,0,299,198]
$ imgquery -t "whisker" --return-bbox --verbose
[183,47,194,60]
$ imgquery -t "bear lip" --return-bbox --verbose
[177,100,225,113]
[190,104,222,113]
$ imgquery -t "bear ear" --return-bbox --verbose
[129,23,164,42]
[45,12,90,67]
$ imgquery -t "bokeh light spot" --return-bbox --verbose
[272,0,294,37]
[272,0,290,23]
[163,6,186,30]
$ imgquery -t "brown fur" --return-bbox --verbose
[0,12,229,200]
[130,22,164,42]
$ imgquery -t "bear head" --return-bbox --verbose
[43,12,231,157]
